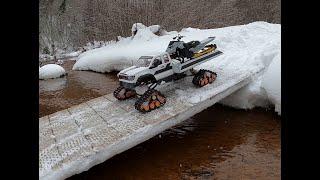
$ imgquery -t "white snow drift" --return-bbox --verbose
[262,53,281,113]
[39,64,66,80]
[219,36,281,115]
[73,22,281,114]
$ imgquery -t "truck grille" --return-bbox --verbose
[119,74,127,79]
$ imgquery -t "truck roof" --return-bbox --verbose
[139,52,169,58]
[139,56,154,59]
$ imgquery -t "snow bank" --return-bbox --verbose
[219,76,270,109]
[73,28,166,72]
[262,53,281,114]
[131,23,161,35]
[219,31,281,115]
[181,27,201,32]
[148,25,161,34]
[63,51,81,58]
[160,30,178,36]
[39,40,116,62]
[131,23,147,34]
[132,28,158,42]
[73,21,281,114]
[39,64,66,80]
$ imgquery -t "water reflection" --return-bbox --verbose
[39,76,68,92]
[39,60,118,117]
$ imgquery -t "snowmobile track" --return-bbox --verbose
[134,89,166,113]
[39,66,263,180]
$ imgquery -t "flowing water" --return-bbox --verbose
[40,60,280,180]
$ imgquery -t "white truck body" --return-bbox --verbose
[117,49,223,89]
[114,36,223,112]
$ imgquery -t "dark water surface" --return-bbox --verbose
[40,60,280,180]
[39,60,118,117]
[68,106,280,180]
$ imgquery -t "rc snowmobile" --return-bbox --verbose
[113,34,223,113]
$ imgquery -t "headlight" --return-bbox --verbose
[127,75,135,81]
[118,74,126,79]
[118,74,135,81]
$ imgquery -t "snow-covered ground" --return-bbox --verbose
[39,41,117,62]
[39,64,67,80]
[39,51,81,62]
[72,22,280,114]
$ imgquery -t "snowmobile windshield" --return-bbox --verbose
[136,56,153,67]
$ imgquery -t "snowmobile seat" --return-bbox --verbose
[177,47,194,59]
[183,41,200,49]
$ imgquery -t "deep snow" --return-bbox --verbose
[39,64,66,80]
[72,22,281,114]
[262,52,281,114]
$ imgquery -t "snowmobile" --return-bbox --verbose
[113,35,223,113]
[166,34,217,61]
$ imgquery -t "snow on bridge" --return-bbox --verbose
[39,64,263,180]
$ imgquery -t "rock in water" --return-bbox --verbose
[39,64,66,80]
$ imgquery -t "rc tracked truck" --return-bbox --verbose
[113,34,223,113]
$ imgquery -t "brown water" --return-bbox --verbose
[40,60,280,180]
[67,106,280,180]
[39,60,118,117]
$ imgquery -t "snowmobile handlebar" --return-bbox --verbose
[173,34,184,41]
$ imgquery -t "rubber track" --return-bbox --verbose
[134,89,166,113]
[192,69,217,87]
[113,86,136,100]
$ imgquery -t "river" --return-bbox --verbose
[40,60,280,180]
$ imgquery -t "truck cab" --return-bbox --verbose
[118,52,174,89]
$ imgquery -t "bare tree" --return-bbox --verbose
[39,0,280,55]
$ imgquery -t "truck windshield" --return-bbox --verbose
[136,56,153,67]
